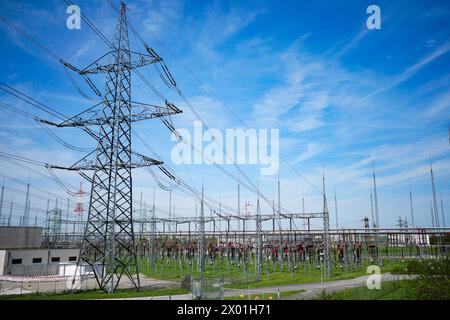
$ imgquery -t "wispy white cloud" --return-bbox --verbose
[424,91,450,116]
[360,42,450,101]
[292,143,327,164]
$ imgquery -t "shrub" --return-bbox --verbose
[407,257,450,300]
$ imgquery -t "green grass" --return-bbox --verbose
[225,289,305,300]
[138,256,407,290]
[0,287,189,300]
[224,259,406,289]
[316,280,412,300]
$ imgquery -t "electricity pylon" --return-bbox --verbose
[43,4,181,293]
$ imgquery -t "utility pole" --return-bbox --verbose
[45,197,50,236]
[169,189,172,232]
[255,189,262,281]
[43,4,182,293]
[409,188,415,228]
[149,189,156,269]
[440,194,446,228]
[277,177,282,244]
[198,186,206,274]
[66,197,69,235]
[334,190,339,229]
[140,190,144,237]
[23,181,30,227]
[8,201,12,226]
[431,200,435,227]
[370,193,375,228]
[372,162,382,264]
[0,176,4,226]
[430,159,440,228]
[372,162,380,228]
[237,179,240,236]
[302,194,307,230]
[322,170,332,277]
[272,199,275,241]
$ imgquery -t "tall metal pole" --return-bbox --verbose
[8,201,12,226]
[0,176,4,226]
[173,202,176,237]
[56,198,61,242]
[277,177,282,245]
[272,199,275,242]
[302,195,305,214]
[440,193,446,228]
[409,188,415,228]
[255,191,262,281]
[150,189,156,269]
[45,197,50,237]
[302,194,306,230]
[334,190,339,229]
[372,162,380,228]
[370,193,375,228]
[431,200,435,227]
[430,160,440,228]
[372,162,382,263]
[198,186,206,274]
[23,182,30,227]
[66,197,69,235]
[169,189,172,232]
[143,200,147,236]
[237,179,240,238]
[140,190,144,237]
[322,170,332,277]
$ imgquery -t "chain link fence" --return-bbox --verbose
[0,273,181,298]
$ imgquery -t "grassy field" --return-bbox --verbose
[225,289,305,300]
[139,257,407,289]
[316,280,411,300]
[0,287,190,300]
[317,255,450,301]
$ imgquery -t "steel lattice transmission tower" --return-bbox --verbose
[44,4,181,293]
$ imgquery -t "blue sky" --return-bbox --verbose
[0,0,449,230]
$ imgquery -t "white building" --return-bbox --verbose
[0,226,81,277]
[0,248,80,276]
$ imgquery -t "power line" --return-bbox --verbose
[113,0,323,195]
[104,0,299,213]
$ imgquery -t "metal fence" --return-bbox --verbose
[0,274,180,298]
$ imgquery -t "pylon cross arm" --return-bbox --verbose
[48,151,162,171]
[79,51,159,75]
[41,100,181,128]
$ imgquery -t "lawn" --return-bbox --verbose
[224,289,305,300]
[138,256,407,289]
[316,280,412,300]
